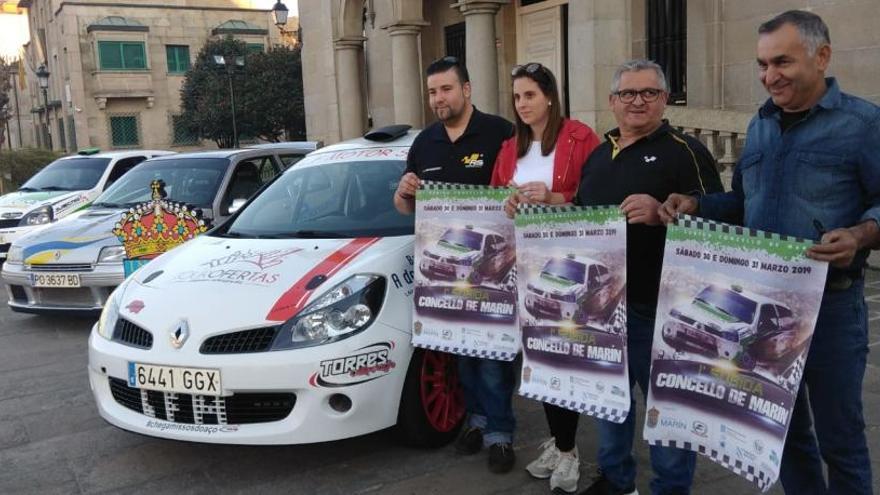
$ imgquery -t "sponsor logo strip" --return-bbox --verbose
[265,237,381,322]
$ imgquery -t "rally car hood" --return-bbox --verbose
[0,190,85,217]
[18,207,122,264]
[120,234,407,334]
[673,301,749,333]
[529,273,581,296]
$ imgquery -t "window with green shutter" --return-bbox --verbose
[98,41,147,70]
[246,43,264,54]
[109,116,140,147]
[166,45,190,74]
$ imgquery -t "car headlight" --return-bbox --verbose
[5,245,23,263]
[19,206,53,226]
[97,245,126,263]
[96,286,122,340]
[271,274,386,350]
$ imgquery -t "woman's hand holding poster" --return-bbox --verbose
[645,215,827,492]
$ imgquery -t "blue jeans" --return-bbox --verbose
[597,308,696,495]
[457,355,517,446]
[779,282,872,495]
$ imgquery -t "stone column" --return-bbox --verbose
[452,0,508,114]
[334,36,367,140]
[385,22,429,128]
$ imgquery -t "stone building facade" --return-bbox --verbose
[13,0,295,152]
[299,0,879,151]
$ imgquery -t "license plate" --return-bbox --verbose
[30,273,81,288]
[685,328,712,345]
[128,362,222,395]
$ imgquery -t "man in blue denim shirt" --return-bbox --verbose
[660,10,878,495]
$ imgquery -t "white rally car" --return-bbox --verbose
[88,125,465,446]
[0,150,174,260]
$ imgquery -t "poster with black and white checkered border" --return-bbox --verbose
[412,181,519,361]
[515,204,629,423]
[644,215,827,492]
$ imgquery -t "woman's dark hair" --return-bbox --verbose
[511,64,563,158]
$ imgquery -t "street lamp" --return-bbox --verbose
[271,0,299,46]
[35,63,52,150]
[213,55,244,148]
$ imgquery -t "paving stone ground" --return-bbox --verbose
[1,271,878,494]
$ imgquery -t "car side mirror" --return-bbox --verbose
[228,198,247,215]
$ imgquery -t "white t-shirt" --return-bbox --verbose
[512,141,555,187]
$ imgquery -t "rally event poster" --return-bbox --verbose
[644,215,827,491]
[516,205,630,423]
[412,181,519,360]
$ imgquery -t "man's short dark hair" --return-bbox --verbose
[426,56,470,84]
[758,10,830,56]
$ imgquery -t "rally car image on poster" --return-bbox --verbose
[418,225,515,286]
[88,125,465,446]
[523,253,620,325]
[661,284,799,371]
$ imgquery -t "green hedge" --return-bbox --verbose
[0,148,65,194]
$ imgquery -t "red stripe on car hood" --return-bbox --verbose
[265,237,381,322]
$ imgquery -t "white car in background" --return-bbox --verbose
[0,150,174,260]
[88,125,466,446]
[2,148,292,314]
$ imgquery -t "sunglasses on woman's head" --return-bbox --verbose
[511,63,549,78]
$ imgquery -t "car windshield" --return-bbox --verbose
[220,160,413,238]
[693,286,757,323]
[20,157,111,191]
[541,258,586,286]
[438,228,483,252]
[94,158,228,208]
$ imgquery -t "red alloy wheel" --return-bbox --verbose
[419,350,465,432]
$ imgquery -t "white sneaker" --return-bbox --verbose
[549,448,580,494]
[525,438,561,479]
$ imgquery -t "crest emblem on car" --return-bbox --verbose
[170,320,189,349]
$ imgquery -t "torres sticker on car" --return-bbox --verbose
[308,341,397,388]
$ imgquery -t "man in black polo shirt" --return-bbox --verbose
[394,57,516,474]
[575,60,723,495]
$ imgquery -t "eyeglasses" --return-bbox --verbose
[511,62,549,78]
[612,88,665,103]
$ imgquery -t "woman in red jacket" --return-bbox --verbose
[491,63,599,216]
[492,63,600,494]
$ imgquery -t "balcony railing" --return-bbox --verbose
[664,107,753,189]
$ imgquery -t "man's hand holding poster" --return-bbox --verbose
[412,181,519,360]
[516,205,630,423]
[645,215,827,492]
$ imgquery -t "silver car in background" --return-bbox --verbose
[1,147,297,315]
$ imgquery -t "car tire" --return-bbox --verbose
[395,348,464,448]
[469,271,483,286]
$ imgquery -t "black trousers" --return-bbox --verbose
[544,402,580,452]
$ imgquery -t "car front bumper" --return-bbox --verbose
[0,225,38,260]
[2,261,124,314]
[87,322,412,445]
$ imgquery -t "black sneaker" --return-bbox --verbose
[488,442,516,473]
[454,427,483,455]
[578,471,637,495]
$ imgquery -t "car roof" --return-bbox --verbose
[706,284,782,305]
[246,141,322,152]
[307,129,419,156]
[57,150,174,160]
[552,254,604,267]
[147,148,301,161]
[442,225,497,237]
